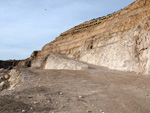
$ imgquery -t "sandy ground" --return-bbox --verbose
[0,65,150,113]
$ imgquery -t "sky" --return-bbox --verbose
[0,0,136,60]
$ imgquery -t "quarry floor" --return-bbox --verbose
[0,65,150,113]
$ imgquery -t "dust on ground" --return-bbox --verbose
[0,65,150,113]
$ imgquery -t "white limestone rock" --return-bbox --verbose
[8,69,22,90]
[79,22,150,75]
[44,54,88,70]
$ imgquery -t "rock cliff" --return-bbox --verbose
[7,0,150,74]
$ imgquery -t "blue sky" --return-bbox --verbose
[0,0,135,60]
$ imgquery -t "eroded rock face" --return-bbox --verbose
[79,23,150,74]
[40,0,150,56]
[28,0,150,74]
[2,0,149,74]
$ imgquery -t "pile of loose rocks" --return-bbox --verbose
[0,69,10,91]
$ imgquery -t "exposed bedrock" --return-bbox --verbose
[79,22,150,74]
[30,54,88,70]
[2,0,150,74]
[28,0,150,74]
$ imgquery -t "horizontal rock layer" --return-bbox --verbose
[40,0,150,57]
[5,0,150,74]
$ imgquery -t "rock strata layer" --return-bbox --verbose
[3,0,150,74]
[28,0,150,74]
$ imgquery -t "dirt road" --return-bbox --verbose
[0,66,150,113]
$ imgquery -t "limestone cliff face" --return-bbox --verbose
[30,0,150,74]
